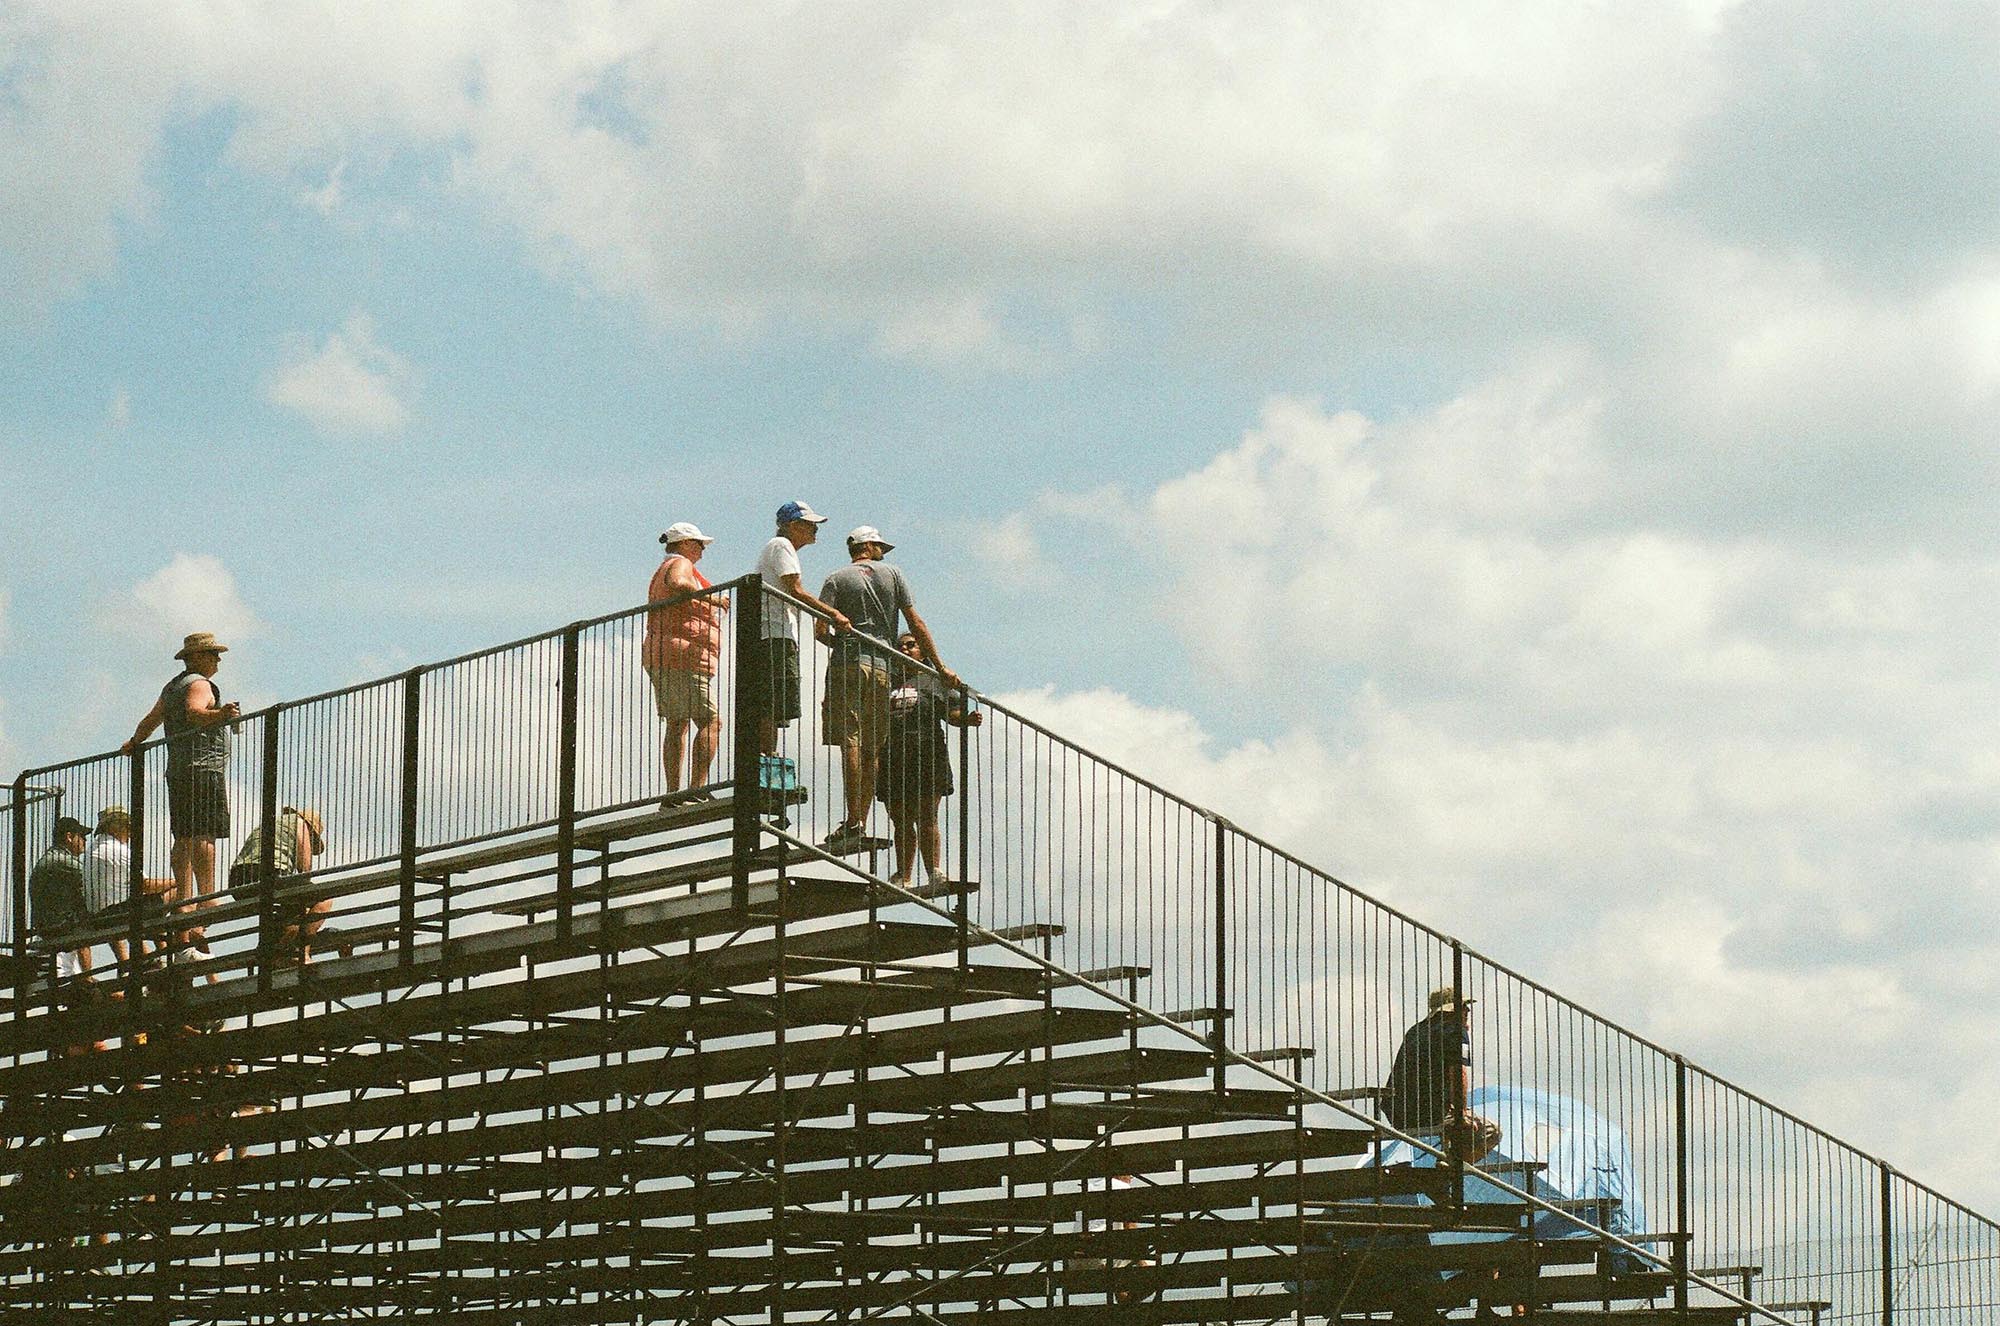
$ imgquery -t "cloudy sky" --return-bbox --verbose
[3,1,1998,1209]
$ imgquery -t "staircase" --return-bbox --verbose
[1,576,1992,1323]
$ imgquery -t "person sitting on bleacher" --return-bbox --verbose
[229,807,336,964]
[1383,985,1502,1165]
[82,805,176,972]
[29,816,94,983]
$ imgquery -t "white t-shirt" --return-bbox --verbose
[82,834,131,915]
[756,535,803,639]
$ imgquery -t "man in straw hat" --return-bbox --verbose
[124,632,241,948]
[1383,984,1502,1165]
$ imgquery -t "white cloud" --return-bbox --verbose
[871,296,1007,366]
[266,312,413,437]
[970,512,1050,585]
[298,158,346,216]
[124,553,263,656]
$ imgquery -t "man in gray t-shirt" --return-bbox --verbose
[816,526,959,850]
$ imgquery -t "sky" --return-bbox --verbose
[3,1,1999,1211]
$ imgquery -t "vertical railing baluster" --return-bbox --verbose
[1675,1055,1690,1321]
[1450,938,1467,1212]
[555,626,581,947]
[257,707,281,993]
[1882,1161,1895,1325]
[127,753,145,1016]
[11,771,28,1019]
[731,577,762,913]
[398,668,422,966]
[1212,814,1228,1094]
[956,686,971,966]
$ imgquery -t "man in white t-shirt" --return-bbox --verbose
[82,805,174,970]
[755,500,851,754]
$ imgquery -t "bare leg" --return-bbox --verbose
[889,809,916,883]
[662,721,690,795]
[759,719,779,757]
[283,900,334,962]
[190,838,217,904]
[169,837,194,905]
[916,801,944,883]
[689,716,718,788]
[840,739,872,827]
[190,838,219,983]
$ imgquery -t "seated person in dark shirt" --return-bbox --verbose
[29,816,94,982]
[1383,985,1501,1164]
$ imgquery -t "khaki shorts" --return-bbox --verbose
[822,660,891,755]
[647,667,717,726]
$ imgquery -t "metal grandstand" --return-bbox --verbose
[2,576,1994,1322]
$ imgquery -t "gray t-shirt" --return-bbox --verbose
[820,560,913,667]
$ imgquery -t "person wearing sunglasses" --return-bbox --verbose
[875,632,981,886]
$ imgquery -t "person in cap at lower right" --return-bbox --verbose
[1382,984,1502,1165]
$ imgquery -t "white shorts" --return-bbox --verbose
[55,949,83,981]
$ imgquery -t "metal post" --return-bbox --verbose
[127,754,145,1012]
[1213,814,1228,1094]
[555,625,581,947]
[955,686,972,966]
[1450,939,1467,1210]
[11,772,28,1017]
[731,577,763,912]
[257,708,281,993]
[398,668,422,965]
[1881,1161,1895,1325]
[1674,1055,1690,1320]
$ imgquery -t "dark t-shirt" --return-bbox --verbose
[1382,1010,1470,1131]
[162,670,230,775]
[29,845,89,937]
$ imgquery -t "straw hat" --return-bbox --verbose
[1427,985,1475,1016]
[287,807,326,854]
[174,632,229,661]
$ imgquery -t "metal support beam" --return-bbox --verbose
[127,752,145,1015]
[555,625,581,947]
[1212,814,1228,1095]
[731,576,763,913]
[1881,1160,1895,1326]
[1674,1054,1691,1322]
[257,706,281,994]
[10,771,27,1019]
[398,668,422,966]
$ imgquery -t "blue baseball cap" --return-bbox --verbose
[776,500,827,526]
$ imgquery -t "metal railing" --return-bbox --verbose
[5,572,1995,1321]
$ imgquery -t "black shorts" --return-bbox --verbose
[759,637,802,726]
[167,768,231,840]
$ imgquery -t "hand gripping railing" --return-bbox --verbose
[2,572,1994,1323]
